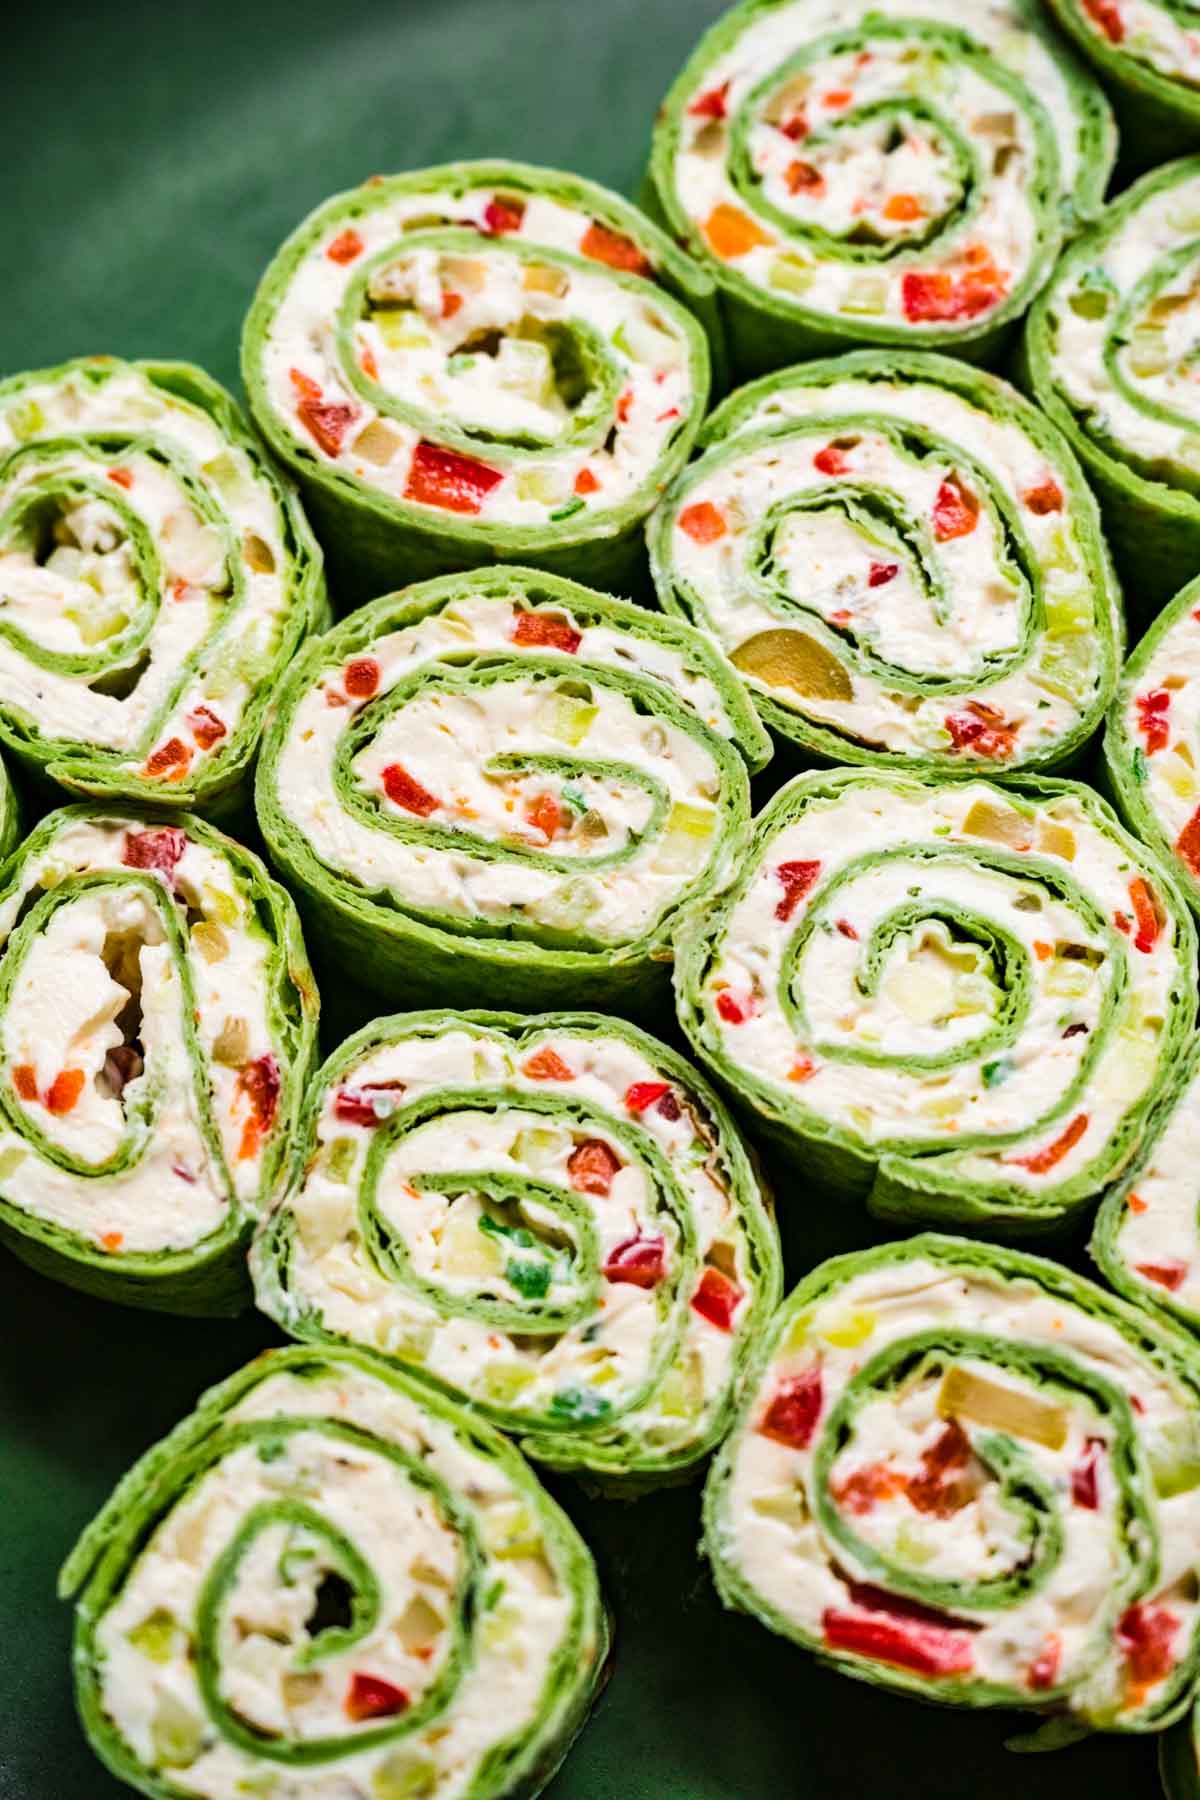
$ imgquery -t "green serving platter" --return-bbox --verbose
[0,1,1167,1794]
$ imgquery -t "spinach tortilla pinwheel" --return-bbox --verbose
[1024,158,1200,609]
[647,350,1120,772]
[644,0,1115,376]
[1044,0,1200,167]
[241,162,715,602]
[674,768,1197,1233]
[251,1009,781,1487]
[0,356,327,811]
[704,1233,1200,1731]
[1093,1036,1200,1335]
[0,805,317,1314]
[1104,572,1200,913]
[255,566,769,1015]
[60,1345,607,1800]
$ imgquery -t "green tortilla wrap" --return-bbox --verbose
[0,805,317,1314]
[60,1345,607,1799]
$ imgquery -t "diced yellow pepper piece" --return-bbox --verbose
[937,1365,1067,1449]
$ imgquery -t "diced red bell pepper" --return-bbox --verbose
[822,1608,973,1676]
[836,919,858,940]
[813,444,848,476]
[1071,1438,1103,1510]
[106,466,133,490]
[344,657,380,699]
[1022,477,1063,515]
[297,399,358,458]
[11,1064,37,1102]
[759,1365,822,1449]
[868,562,898,587]
[1136,690,1171,754]
[143,737,192,781]
[677,500,727,543]
[333,1084,405,1126]
[405,442,503,514]
[522,1047,574,1081]
[187,705,227,750]
[1082,0,1124,41]
[382,764,439,816]
[482,197,526,235]
[237,1055,280,1161]
[289,367,321,402]
[575,467,600,496]
[580,220,651,276]
[345,1673,410,1721]
[327,228,364,264]
[511,610,582,653]
[1028,1635,1062,1691]
[1177,807,1200,876]
[907,1420,973,1517]
[833,1463,907,1514]
[567,1138,622,1196]
[781,111,809,140]
[1135,1261,1187,1292]
[786,160,825,197]
[775,859,822,921]
[715,989,754,1024]
[526,793,564,841]
[1128,877,1162,953]
[1118,1604,1178,1686]
[442,290,463,319]
[691,1265,743,1331]
[603,1233,667,1287]
[883,194,922,223]
[1009,1112,1088,1175]
[932,476,979,541]
[944,702,1015,760]
[688,81,730,119]
[901,271,956,322]
[625,1081,670,1113]
[122,826,187,882]
[46,1069,85,1115]
[101,1231,124,1252]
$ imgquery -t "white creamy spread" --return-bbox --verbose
[661,371,1104,760]
[260,184,701,528]
[665,0,1089,331]
[697,777,1179,1193]
[272,591,742,948]
[0,363,294,779]
[0,816,279,1252]
[715,1252,1200,1721]
[95,1362,584,1799]
[258,1020,760,1462]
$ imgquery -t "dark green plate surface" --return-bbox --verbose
[0,2,1162,1795]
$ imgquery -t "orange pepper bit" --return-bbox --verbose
[522,1048,575,1082]
[101,1232,124,1254]
[46,1069,86,1115]
[702,204,774,260]
[11,1064,38,1102]
[1127,1193,1148,1215]
[883,194,922,223]
[1033,941,1053,961]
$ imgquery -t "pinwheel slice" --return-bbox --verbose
[646,0,1114,375]
[0,806,318,1313]
[60,1346,607,1799]
[1104,571,1200,913]
[674,768,1196,1232]
[241,162,715,602]
[1093,1036,1200,1336]
[0,357,327,810]
[705,1234,1200,1731]
[255,566,768,1015]
[648,350,1120,771]
[1025,158,1200,609]
[1044,0,1200,166]
[251,1008,781,1487]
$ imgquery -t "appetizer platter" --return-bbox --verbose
[11,1,1200,1797]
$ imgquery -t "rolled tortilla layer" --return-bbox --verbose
[241,162,716,601]
[0,806,317,1313]
[705,1233,1200,1730]
[60,1345,607,1799]
[251,1008,781,1486]
[0,356,327,810]
[1104,572,1200,909]
[646,0,1114,374]
[674,767,1196,1232]
[1024,158,1200,610]
[255,566,769,1015]
[648,350,1121,772]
